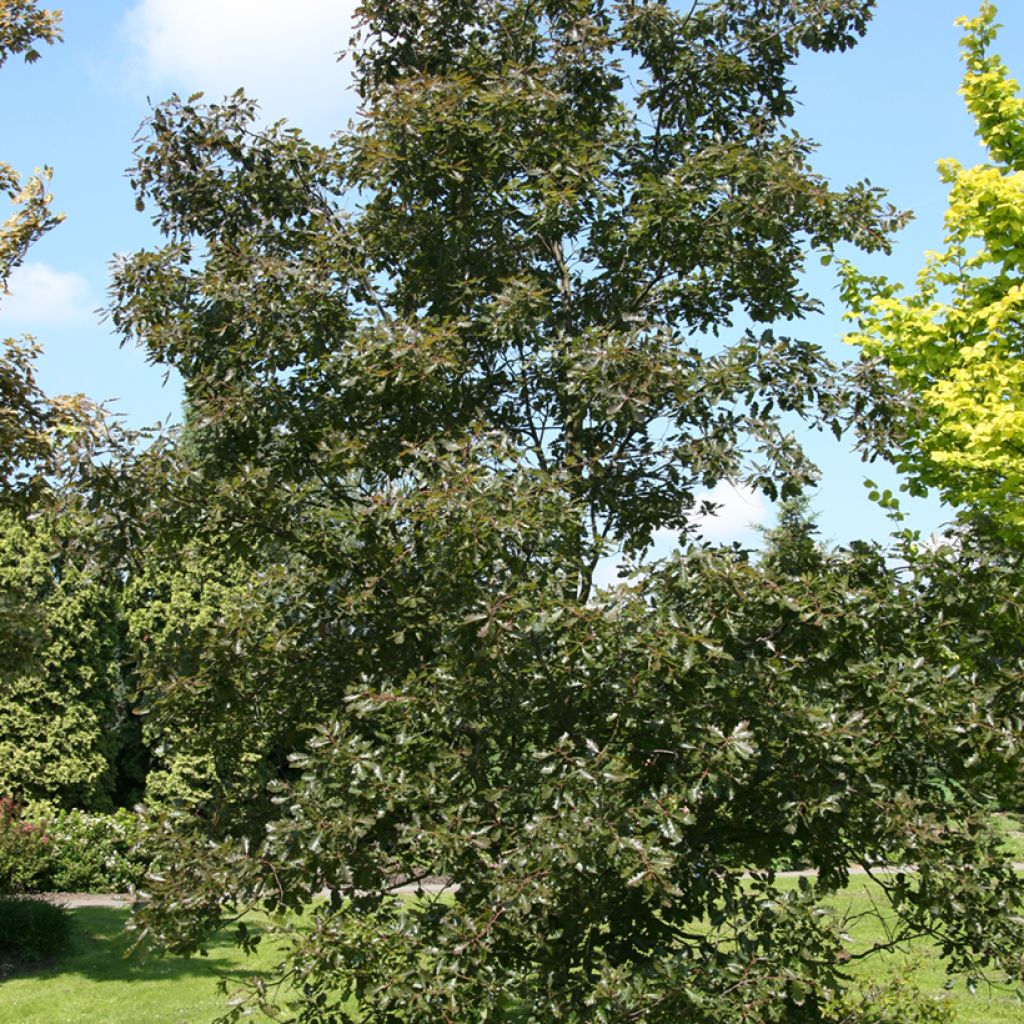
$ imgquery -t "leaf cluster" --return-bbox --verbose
[842,2,1024,534]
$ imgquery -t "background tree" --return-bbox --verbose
[909,522,1024,810]
[0,1,69,512]
[758,492,827,577]
[0,508,137,811]
[0,2,147,812]
[842,2,1024,533]
[113,2,1024,1021]
[125,518,361,817]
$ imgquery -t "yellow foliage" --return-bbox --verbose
[842,3,1024,529]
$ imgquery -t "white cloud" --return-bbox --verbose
[694,482,767,543]
[0,262,95,326]
[591,486,768,592]
[122,0,359,134]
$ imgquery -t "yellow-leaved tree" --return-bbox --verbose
[842,2,1024,531]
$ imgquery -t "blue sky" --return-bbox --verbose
[1,0,1021,549]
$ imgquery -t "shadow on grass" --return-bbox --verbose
[29,906,268,986]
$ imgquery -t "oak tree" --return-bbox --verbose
[114,2,1024,1021]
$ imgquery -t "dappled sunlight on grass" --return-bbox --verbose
[787,876,1024,1024]
[991,812,1024,862]
[2,874,1022,1023]
[0,906,279,1024]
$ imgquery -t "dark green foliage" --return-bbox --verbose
[0,896,71,964]
[759,493,827,576]
[126,537,349,824]
[108,1,1024,1021]
[908,524,1024,811]
[130,527,1024,1022]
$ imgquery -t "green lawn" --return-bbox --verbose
[815,877,1023,1024]
[992,811,1024,861]
[0,906,284,1024]
[2,875,1022,1024]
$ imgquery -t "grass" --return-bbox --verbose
[807,877,1023,1024]
[0,906,284,1024]
[4,846,1024,1024]
[992,811,1024,861]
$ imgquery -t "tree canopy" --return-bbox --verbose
[843,2,1024,532]
[106,2,1024,1022]
[0,508,134,810]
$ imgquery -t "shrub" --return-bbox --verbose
[40,807,146,892]
[0,511,130,812]
[827,974,954,1024]
[0,896,71,963]
[0,796,51,894]
[1,800,149,894]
